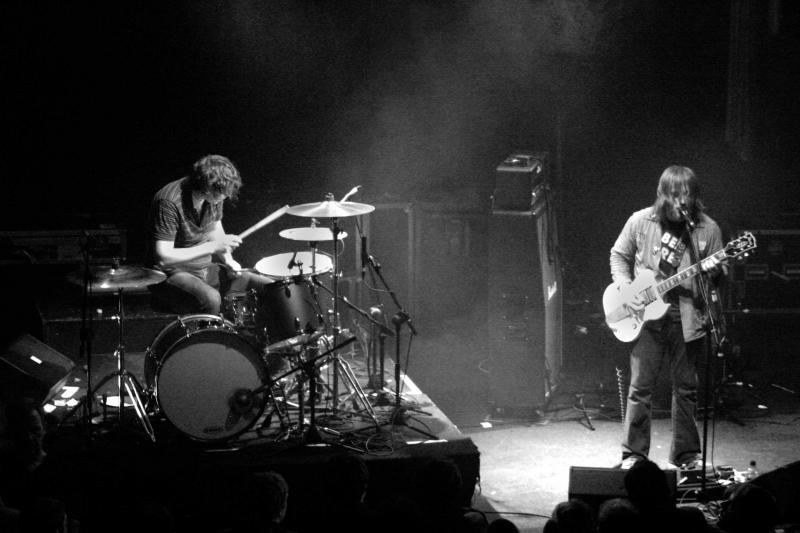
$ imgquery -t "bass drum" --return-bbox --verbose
[144,314,268,442]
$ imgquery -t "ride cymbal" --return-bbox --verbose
[286,200,375,218]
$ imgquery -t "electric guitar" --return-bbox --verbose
[603,232,756,342]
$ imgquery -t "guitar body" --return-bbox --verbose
[603,270,670,343]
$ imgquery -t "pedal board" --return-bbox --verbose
[675,468,729,502]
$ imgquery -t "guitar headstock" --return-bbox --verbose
[724,232,757,261]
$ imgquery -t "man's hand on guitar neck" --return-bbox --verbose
[700,255,723,276]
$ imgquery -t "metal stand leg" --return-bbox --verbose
[334,356,378,425]
[92,288,155,442]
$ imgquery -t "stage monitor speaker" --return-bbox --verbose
[0,333,75,404]
[568,466,678,512]
[752,460,800,525]
[487,152,563,416]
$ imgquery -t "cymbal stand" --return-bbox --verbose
[366,254,435,439]
[329,215,343,415]
[92,287,156,442]
[310,276,380,426]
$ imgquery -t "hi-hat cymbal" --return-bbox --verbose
[264,330,325,353]
[286,200,375,218]
[279,227,348,242]
[66,264,166,292]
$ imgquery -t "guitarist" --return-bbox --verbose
[610,165,725,471]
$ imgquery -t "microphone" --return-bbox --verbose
[677,203,696,229]
[361,235,368,280]
[287,251,298,269]
[341,185,362,202]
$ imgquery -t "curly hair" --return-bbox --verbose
[187,154,242,200]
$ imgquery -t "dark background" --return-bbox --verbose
[2,1,799,416]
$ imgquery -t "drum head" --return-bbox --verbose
[154,328,267,441]
[254,251,333,278]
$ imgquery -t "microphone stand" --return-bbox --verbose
[685,219,723,498]
[57,232,97,439]
[366,253,436,440]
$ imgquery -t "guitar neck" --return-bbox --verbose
[655,248,724,296]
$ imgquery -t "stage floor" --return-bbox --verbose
[40,335,480,532]
[29,311,800,532]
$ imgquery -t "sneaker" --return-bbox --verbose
[619,456,641,470]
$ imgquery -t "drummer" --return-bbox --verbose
[146,154,272,315]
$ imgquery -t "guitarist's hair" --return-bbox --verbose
[652,165,705,223]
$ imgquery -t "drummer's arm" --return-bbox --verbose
[154,239,219,268]
[209,221,242,271]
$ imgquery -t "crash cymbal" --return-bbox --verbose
[278,227,348,242]
[286,200,375,218]
[66,264,166,292]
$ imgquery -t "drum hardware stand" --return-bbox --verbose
[91,286,156,442]
[250,335,363,450]
[310,277,386,422]
[323,208,375,422]
[329,212,344,416]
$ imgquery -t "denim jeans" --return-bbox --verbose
[621,318,704,465]
[149,264,271,315]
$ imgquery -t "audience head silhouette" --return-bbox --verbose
[597,497,641,533]
[718,482,779,533]
[544,498,595,533]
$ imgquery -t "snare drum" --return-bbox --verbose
[144,315,269,441]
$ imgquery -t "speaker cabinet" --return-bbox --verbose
[568,466,678,512]
[487,152,562,415]
[728,229,800,312]
[363,202,488,328]
[0,333,75,404]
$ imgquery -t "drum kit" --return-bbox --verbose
[66,195,394,445]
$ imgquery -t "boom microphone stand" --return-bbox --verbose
[365,253,436,440]
[57,232,97,437]
[684,215,723,497]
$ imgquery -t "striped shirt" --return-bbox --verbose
[147,177,223,276]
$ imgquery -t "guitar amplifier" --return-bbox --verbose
[0,228,126,265]
[727,229,800,312]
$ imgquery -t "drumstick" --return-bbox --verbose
[238,205,290,240]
